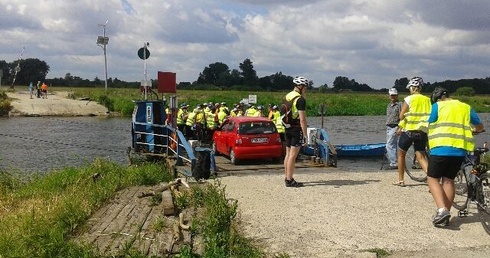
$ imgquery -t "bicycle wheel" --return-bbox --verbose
[477,172,490,236]
[452,166,470,210]
[404,147,427,182]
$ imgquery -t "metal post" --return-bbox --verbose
[143,42,149,100]
[97,21,109,91]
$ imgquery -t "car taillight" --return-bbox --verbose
[276,137,281,143]
[235,137,242,145]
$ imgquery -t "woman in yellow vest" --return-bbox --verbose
[426,87,484,227]
[394,77,432,187]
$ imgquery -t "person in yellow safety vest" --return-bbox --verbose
[185,105,199,140]
[267,104,275,120]
[205,105,218,142]
[256,105,264,117]
[220,102,229,115]
[230,107,238,117]
[176,103,189,138]
[217,105,228,125]
[393,76,432,187]
[272,105,286,157]
[245,106,260,117]
[245,105,257,116]
[205,105,217,130]
[426,87,484,227]
[283,76,309,188]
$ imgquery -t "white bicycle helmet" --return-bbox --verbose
[406,76,424,89]
[293,76,308,86]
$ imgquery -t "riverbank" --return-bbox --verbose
[5,91,109,116]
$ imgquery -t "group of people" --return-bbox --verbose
[29,81,48,99]
[171,97,289,144]
[385,76,484,227]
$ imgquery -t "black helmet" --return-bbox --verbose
[431,87,449,104]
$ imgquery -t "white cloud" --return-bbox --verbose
[1,0,490,89]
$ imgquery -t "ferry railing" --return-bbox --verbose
[132,121,196,178]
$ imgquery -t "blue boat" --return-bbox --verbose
[333,143,386,157]
[300,128,386,159]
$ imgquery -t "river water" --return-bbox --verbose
[0,114,488,173]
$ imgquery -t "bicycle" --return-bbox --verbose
[452,146,490,235]
[380,145,428,182]
[404,146,429,182]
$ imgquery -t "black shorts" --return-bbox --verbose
[284,129,303,147]
[398,131,428,152]
[427,155,465,179]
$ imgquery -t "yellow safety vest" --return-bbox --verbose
[428,100,474,151]
[176,109,187,125]
[218,109,227,124]
[195,110,205,124]
[206,111,215,129]
[400,94,431,132]
[186,111,196,126]
[273,110,285,133]
[284,90,302,120]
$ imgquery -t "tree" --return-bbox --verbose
[9,58,50,87]
[197,62,230,86]
[239,58,258,86]
[393,77,409,92]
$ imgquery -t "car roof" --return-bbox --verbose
[229,116,272,123]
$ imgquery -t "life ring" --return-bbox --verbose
[170,132,178,151]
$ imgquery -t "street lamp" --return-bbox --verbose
[97,20,109,91]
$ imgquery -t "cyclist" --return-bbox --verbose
[427,87,484,227]
[394,77,432,187]
[282,76,309,187]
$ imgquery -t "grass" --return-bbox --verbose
[0,159,266,257]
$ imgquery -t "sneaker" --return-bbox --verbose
[385,165,398,170]
[432,209,451,226]
[285,178,304,188]
[434,219,449,228]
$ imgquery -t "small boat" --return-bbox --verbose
[333,143,386,157]
[301,142,386,158]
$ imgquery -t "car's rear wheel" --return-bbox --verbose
[230,149,239,165]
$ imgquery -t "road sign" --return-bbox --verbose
[138,47,150,60]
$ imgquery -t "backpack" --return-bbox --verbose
[279,95,300,128]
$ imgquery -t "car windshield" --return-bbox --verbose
[237,121,276,135]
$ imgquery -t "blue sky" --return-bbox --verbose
[1,0,490,89]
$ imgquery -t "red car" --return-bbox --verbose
[212,116,283,164]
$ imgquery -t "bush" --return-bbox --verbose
[455,87,475,96]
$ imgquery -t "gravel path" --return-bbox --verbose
[218,161,490,257]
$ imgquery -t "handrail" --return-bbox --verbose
[132,122,196,177]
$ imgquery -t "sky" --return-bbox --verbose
[1,0,490,89]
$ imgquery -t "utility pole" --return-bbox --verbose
[97,20,109,91]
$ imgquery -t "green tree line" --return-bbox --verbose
[2,57,490,95]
